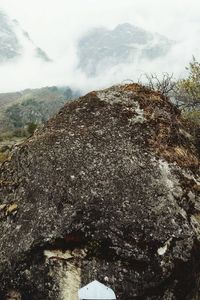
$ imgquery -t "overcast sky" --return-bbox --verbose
[0,0,200,92]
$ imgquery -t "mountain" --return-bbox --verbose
[77,23,173,76]
[0,84,200,299]
[0,10,51,64]
[0,11,21,62]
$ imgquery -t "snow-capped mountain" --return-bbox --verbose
[77,23,173,76]
[0,10,51,64]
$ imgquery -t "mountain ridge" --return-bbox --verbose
[0,10,51,64]
[77,23,173,76]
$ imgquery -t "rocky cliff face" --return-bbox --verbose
[0,84,200,300]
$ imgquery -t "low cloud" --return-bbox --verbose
[0,0,200,93]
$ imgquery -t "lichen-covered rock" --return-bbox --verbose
[0,84,200,299]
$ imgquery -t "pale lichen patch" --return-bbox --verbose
[158,160,175,190]
[45,249,86,300]
[59,262,81,300]
[157,238,172,256]
[44,250,73,260]
[128,103,146,124]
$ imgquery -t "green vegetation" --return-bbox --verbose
[182,111,200,125]
[0,152,8,163]
[0,86,80,144]
[176,57,200,110]
[174,57,200,127]
[143,57,200,127]
[27,122,37,135]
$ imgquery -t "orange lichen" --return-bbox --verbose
[123,84,200,168]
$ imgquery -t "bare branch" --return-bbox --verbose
[138,72,176,97]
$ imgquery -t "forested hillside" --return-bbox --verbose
[0,86,80,146]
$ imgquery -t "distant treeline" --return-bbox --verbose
[0,86,80,140]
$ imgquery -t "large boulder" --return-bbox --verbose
[0,84,200,300]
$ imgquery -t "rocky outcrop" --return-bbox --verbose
[0,84,200,299]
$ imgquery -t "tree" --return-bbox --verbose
[27,122,37,135]
[139,72,176,97]
[175,56,200,110]
[5,104,23,128]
